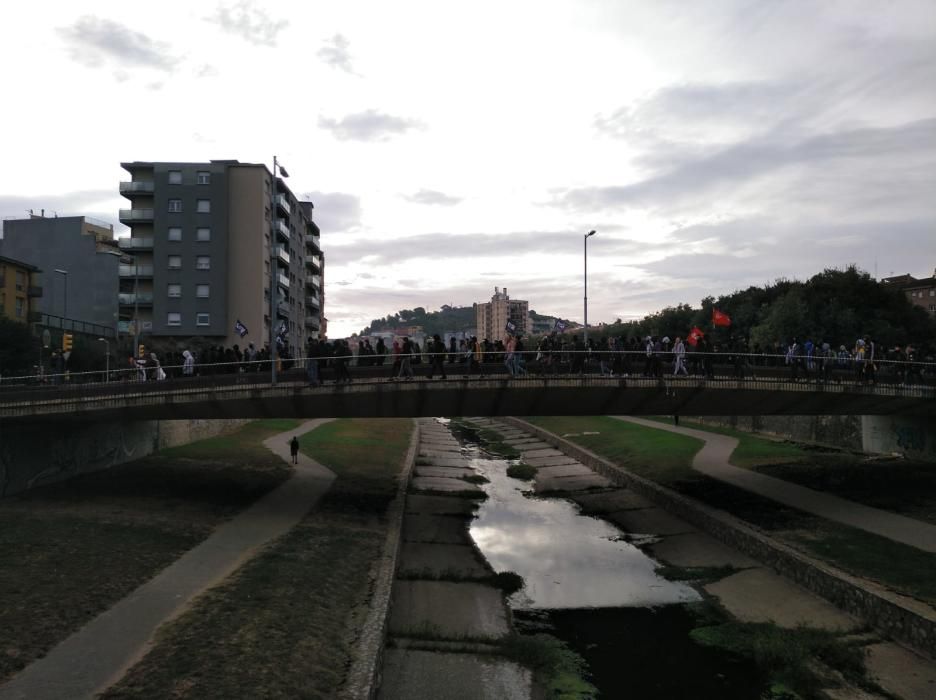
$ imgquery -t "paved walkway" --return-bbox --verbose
[0,420,336,700]
[615,417,936,554]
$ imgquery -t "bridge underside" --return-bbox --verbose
[2,377,932,425]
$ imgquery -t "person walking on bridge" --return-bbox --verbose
[289,436,300,464]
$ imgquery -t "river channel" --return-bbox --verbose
[449,422,766,698]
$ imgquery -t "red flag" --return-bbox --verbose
[712,308,732,327]
[687,327,704,346]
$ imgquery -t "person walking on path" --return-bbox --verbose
[428,334,447,380]
[289,435,300,464]
[398,337,414,380]
[182,350,195,377]
[673,336,688,376]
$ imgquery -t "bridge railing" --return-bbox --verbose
[0,350,933,412]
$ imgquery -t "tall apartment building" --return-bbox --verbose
[119,160,324,351]
[474,287,530,342]
[0,213,122,334]
[0,255,41,323]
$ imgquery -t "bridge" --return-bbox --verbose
[1,360,933,424]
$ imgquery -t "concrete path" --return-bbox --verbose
[615,417,936,553]
[0,419,336,700]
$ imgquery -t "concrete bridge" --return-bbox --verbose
[1,368,933,425]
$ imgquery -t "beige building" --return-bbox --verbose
[474,287,530,342]
[119,160,324,351]
[882,267,936,317]
[0,255,41,323]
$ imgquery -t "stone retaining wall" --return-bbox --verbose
[505,417,936,659]
[341,420,419,700]
[0,418,249,497]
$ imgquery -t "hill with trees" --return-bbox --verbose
[357,305,575,338]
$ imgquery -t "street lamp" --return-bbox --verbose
[583,230,596,348]
[98,337,110,381]
[54,269,68,321]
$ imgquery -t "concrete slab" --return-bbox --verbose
[389,581,510,639]
[523,455,582,468]
[647,532,760,569]
[533,463,595,478]
[410,476,483,494]
[866,642,936,700]
[414,466,477,480]
[378,649,531,700]
[403,514,474,544]
[420,438,461,448]
[520,448,566,459]
[416,456,472,468]
[420,448,465,458]
[503,437,547,446]
[704,568,859,632]
[605,507,696,536]
[535,473,612,493]
[398,543,490,578]
[405,495,478,517]
[571,490,655,513]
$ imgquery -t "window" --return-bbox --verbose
[196,313,210,326]
[196,199,211,213]
[15,297,24,318]
[197,171,210,185]
[196,256,211,270]
[168,283,182,298]
[168,255,182,270]
[196,284,210,298]
[167,312,181,326]
[930,290,935,297]
[168,227,182,241]
[168,170,182,185]
[15,270,25,292]
[196,227,211,242]
[168,199,182,213]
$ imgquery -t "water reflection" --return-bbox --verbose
[464,443,699,610]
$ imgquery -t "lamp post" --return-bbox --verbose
[583,230,596,348]
[54,269,68,322]
[98,337,110,381]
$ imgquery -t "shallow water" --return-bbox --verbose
[464,444,698,609]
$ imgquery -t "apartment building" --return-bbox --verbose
[0,255,41,323]
[882,267,936,317]
[0,213,122,333]
[119,160,324,351]
[474,287,530,342]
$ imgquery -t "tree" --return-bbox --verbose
[0,318,35,379]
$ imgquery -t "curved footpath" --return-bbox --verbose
[0,419,336,700]
[615,416,936,554]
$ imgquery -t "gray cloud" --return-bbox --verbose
[326,230,665,267]
[301,191,362,233]
[317,34,356,74]
[403,189,463,206]
[57,16,179,71]
[0,190,119,222]
[318,110,423,142]
[208,1,288,46]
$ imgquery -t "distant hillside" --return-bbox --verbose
[357,305,575,337]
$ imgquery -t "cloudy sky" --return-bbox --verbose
[1,1,934,337]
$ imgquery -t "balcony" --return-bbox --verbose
[119,208,154,223]
[305,232,321,253]
[276,272,290,290]
[117,237,154,250]
[305,315,320,329]
[305,294,320,309]
[275,194,291,217]
[119,181,155,196]
[276,301,290,318]
[310,274,321,289]
[27,285,43,298]
[275,219,290,242]
[305,255,321,272]
[118,292,154,306]
[119,264,154,278]
[275,246,290,266]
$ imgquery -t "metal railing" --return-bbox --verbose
[118,209,154,221]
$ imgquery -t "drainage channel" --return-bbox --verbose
[378,418,767,699]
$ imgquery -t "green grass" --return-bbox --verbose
[524,416,704,484]
[101,418,413,699]
[501,633,598,699]
[0,419,301,684]
[691,622,877,699]
[525,416,936,608]
[506,463,537,480]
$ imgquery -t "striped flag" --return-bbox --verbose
[234,319,249,337]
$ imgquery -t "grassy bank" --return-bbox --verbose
[0,418,299,684]
[524,416,936,607]
[102,418,413,699]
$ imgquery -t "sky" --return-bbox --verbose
[1,0,934,338]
